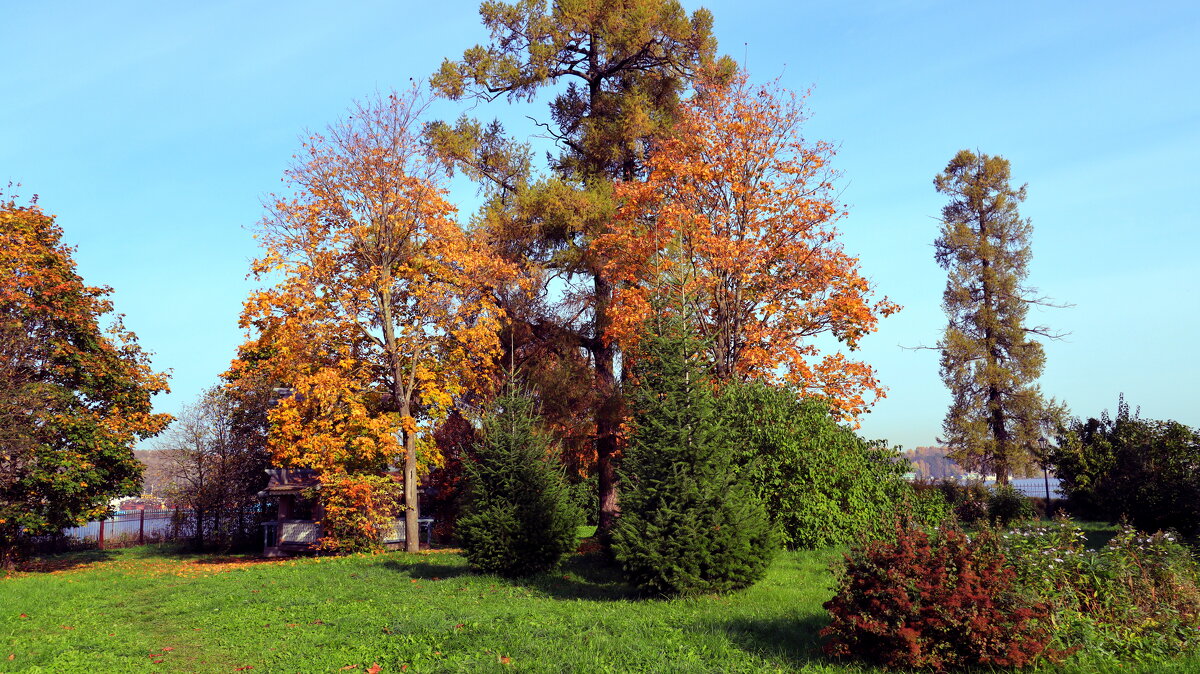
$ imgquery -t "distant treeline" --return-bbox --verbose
[901,446,965,479]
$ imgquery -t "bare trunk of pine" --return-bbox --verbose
[595,274,619,539]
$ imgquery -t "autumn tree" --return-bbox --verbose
[241,88,507,551]
[599,72,899,418]
[0,189,171,566]
[430,0,730,535]
[933,150,1063,484]
[157,386,269,551]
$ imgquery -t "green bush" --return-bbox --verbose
[612,312,774,597]
[565,472,598,527]
[988,483,1035,526]
[936,478,990,525]
[458,392,582,576]
[909,486,952,527]
[718,381,910,549]
[1053,396,1200,540]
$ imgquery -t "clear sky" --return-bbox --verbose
[3,1,1197,450]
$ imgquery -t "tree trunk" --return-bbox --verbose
[594,274,619,539]
[400,400,420,553]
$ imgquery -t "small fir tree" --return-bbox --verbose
[613,308,775,596]
[458,392,582,576]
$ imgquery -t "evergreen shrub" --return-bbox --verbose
[612,313,774,597]
[936,478,990,525]
[458,392,582,576]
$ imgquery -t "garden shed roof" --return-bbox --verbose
[257,468,319,497]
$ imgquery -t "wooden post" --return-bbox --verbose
[98,518,105,550]
[138,507,146,545]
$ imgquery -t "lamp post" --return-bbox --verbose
[1038,436,1052,513]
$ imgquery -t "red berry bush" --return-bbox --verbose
[821,522,1061,671]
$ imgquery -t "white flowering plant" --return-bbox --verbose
[994,516,1200,663]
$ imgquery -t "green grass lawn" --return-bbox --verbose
[1,541,1197,673]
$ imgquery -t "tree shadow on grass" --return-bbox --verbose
[14,548,118,573]
[382,559,474,580]
[380,550,638,601]
[520,551,639,602]
[709,612,833,670]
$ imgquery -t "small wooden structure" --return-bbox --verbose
[257,468,433,556]
[258,468,322,557]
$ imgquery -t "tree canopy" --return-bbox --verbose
[0,189,171,565]
[238,88,509,550]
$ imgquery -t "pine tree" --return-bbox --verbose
[612,308,775,596]
[458,392,582,576]
[933,150,1063,485]
[430,1,732,538]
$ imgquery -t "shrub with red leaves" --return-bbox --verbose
[821,522,1060,671]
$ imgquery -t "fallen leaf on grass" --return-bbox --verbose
[234,667,254,671]
[153,659,164,664]
[500,656,512,665]
[162,647,175,652]
[367,664,381,674]
[311,619,324,625]
[340,666,358,670]
[60,625,74,630]
[18,614,27,619]
[7,654,14,661]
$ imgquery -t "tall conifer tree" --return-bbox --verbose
[430,0,732,537]
[933,150,1063,484]
[612,303,774,596]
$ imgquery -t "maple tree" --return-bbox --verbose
[240,88,508,551]
[934,150,1063,484]
[0,188,171,566]
[430,0,729,535]
[599,73,899,419]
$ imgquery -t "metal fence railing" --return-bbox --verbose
[58,508,183,548]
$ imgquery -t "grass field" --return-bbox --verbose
[1,538,1197,673]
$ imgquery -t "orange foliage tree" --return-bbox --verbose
[239,88,508,551]
[599,73,899,419]
[0,189,171,565]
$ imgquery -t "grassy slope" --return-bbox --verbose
[1,544,1197,673]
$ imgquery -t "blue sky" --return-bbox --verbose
[3,1,1197,450]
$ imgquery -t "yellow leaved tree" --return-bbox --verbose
[239,87,508,551]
